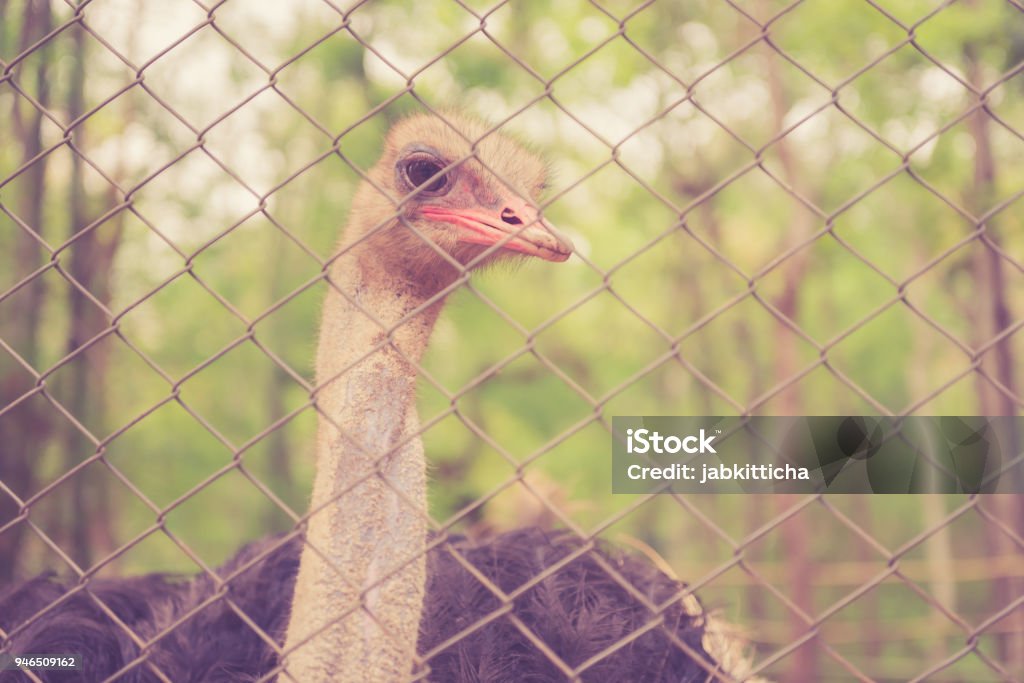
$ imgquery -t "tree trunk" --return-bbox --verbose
[0,0,54,582]
[758,7,820,677]
[58,16,120,568]
[963,37,1024,672]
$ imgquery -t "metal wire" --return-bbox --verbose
[1,0,1023,681]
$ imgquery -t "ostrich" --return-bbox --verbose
[0,113,752,682]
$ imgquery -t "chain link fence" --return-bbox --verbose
[2,0,1023,681]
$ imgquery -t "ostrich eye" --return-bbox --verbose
[403,156,451,195]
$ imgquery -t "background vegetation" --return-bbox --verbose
[1,0,1023,681]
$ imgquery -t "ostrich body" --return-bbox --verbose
[1,532,723,682]
[0,114,738,682]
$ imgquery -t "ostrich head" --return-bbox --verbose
[348,112,574,282]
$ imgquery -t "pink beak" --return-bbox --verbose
[420,197,573,262]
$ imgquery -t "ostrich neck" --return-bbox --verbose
[282,239,449,683]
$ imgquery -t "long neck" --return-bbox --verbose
[282,235,448,682]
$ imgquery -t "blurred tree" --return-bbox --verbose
[0,0,54,582]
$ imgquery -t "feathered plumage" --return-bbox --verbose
[1,530,717,682]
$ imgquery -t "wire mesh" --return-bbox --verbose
[1,0,1023,681]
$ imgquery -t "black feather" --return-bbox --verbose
[1,531,716,682]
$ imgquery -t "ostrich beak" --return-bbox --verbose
[420,197,574,262]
